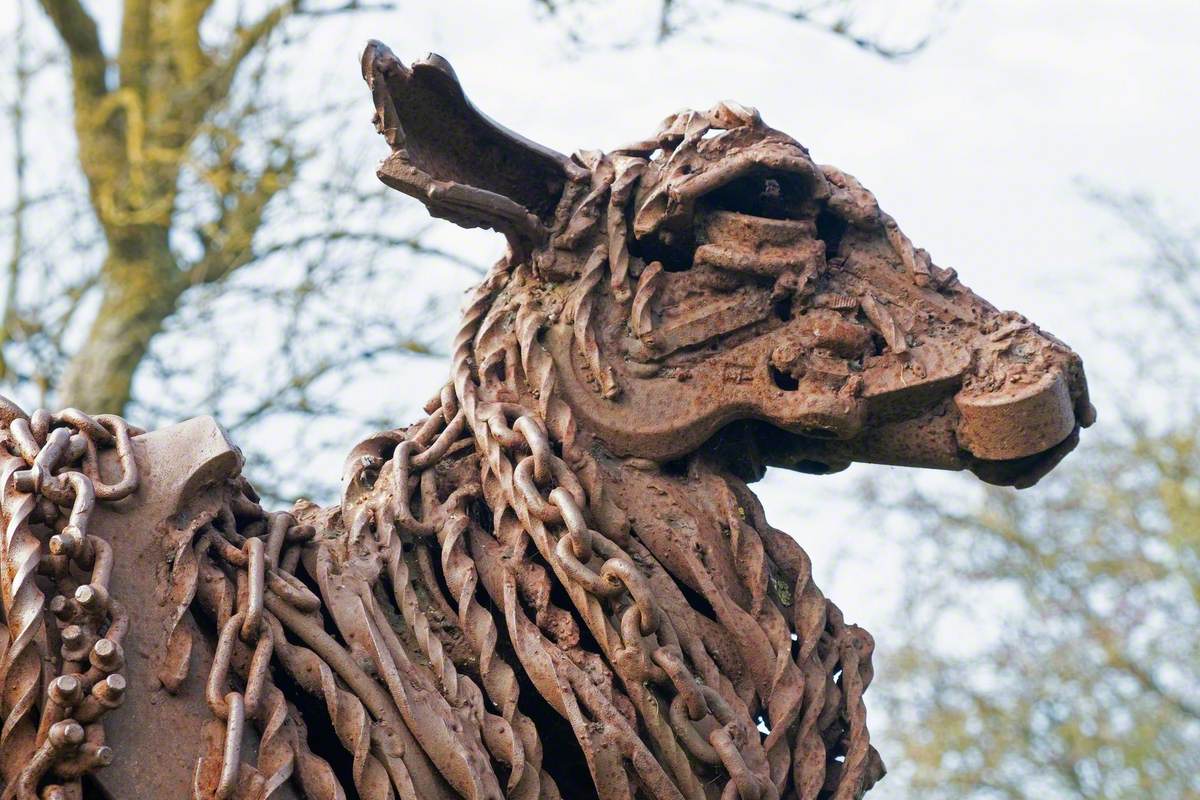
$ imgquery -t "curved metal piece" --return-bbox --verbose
[0,39,1093,800]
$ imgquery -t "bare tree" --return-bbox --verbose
[6,0,469,416]
[535,0,961,58]
[0,0,481,498]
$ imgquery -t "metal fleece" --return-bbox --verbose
[0,41,1093,800]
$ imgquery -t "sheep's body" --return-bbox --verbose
[0,43,1093,800]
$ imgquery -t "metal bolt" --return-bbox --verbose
[81,743,115,768]
[48,594,77,623]
[90,638,124,673]
[74,583,109,614]
[49,675,84,707]
[49,525,84,558]
[48,720,85,749]
[95,674,126,706]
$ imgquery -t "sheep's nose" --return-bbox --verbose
[954,367,1078,461]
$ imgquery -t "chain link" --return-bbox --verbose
[501,408,771,800]
[0,350,872,799]
[199,499,321,799]
[0,405,329,800]
[0,401,135,799]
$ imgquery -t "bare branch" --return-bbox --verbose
[537,0,952,59]
[202,0,298,103]
[251,230,483,274]
[294,0,397,18]
[185,153,297,285]
[222,339,436,434]
[117,0,152,91]
[35,0,108,98]
[166,0,218,82]
[728,0,940,59]
[191,0,398,119]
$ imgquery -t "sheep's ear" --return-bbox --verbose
[362,41,571,246]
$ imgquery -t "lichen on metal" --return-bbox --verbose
[0,41,1093,800]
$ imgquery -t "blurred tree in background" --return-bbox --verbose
[874,197,1200,799]
[0,0,476,496]
[6,0,466,411]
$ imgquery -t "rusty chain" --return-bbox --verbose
[0,393,351,799]
[0,51,1074,798]
[198,502,324,799]
[205,535,273,798]
[448,227,883,799]
[0,401,136,800]
[0,389,876,799]
[0,337,878,800]
[491,402,778,800]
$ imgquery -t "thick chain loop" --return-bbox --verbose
[481,402,533,449]
[204,529,278,798]
[216,691,246,800]
[549,486,593,560]
[241,537,266,642]
[554,535,625,597]
[207,612,246,721]
[207,522,321,614]
[652,645,709,721]
[499,402,777,800]
[666,684,775,800]
[390,440,438,537]
[0,402,133,797]
[513,416,552,485]
[512,453,586,524]
[600,557,659,636]
[411,408,467,470]
[80,415,139,501]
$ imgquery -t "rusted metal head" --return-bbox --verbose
[363,43,1093,490]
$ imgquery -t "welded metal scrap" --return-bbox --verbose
[0,41,1094,800]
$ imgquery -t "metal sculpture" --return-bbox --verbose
[0,41,1094,800]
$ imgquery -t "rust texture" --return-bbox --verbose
[0,41,1093,800]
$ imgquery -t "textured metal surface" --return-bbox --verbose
[0,408,139,800]
[88,418,300,800]
[0,41,1093,800]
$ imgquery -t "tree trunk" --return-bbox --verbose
[60,236,181,414]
